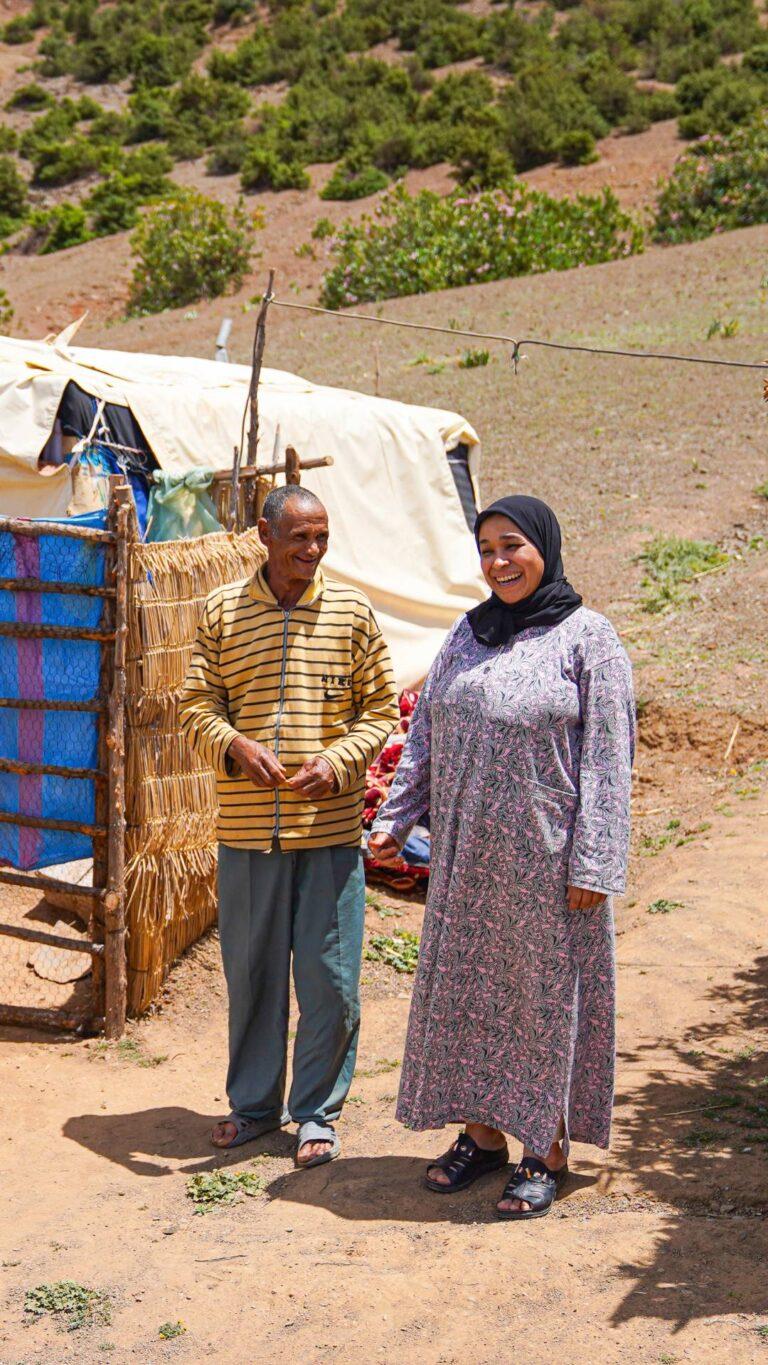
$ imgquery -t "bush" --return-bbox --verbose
[6,83,54,111]
[0,126,18,154]
[654,116,768,243]
[501,61,608,170]
[0,288,14,329]
[30,136,104,187]
[240,145,309,191]
[320,156,388,201]
[85,146,174,235]
[556,128,598,165]
[128,191,259,314]
[320,181,643,308]
[28,203,92,254]
[0,157,28,221]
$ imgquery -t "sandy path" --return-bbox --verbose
[0,784,765,1363]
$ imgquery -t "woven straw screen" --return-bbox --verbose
[124,527,266,1014]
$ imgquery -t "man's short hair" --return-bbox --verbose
[261,484,325,532]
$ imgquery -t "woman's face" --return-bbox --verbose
[478,514,545,604]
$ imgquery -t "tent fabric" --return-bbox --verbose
[0,510,106,871]
[0,330,486,687]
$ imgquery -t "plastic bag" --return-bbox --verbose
[145,470,223,542]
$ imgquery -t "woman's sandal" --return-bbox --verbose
[496,1156,569,1220]
[424,1132,509,1194]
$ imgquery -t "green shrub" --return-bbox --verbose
[556,128,598,165]
[0,126,18,154]
[654,117,768,243]
[501,60,608,170]
[6,83,54,111]
[240,144,309,191]
[677,68,765,139]
[85,146,174,235]
[31,136,104,187]
[29,202,92,254]
[2,15,37,44]
[311,215,335,239]
[636,534,728,613]
[320,156,388,201]
[0,157,28,221]
[320,181,643,308]
[207,133,251,175]
[0,288,14,329]
[128,191,258,314]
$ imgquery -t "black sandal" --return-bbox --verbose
[424,1132,509,1194]
[496,1157,569,1220]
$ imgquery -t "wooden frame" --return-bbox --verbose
[0,481,131,1037]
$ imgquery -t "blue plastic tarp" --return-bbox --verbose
[0,511,106,871]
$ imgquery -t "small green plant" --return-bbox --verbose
[648,898,684,915]
[128,192,258,315]
[756,480,768,499]
[320,156,389,202]
[755,1324,768,1339]
[311,216,335,240]
[365,930,419,973]
[24,1281,111,1332]
[159,1321,187,1339]
[683,1128,718,1148]
[636,535,728,614]
[556,128,599,166]
[706,317,740,339]
[90,1037,167,1067]
[458,347,490,369]
[186,1169,264,1212]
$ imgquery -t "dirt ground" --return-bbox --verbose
[1,42,768,1359]
[0,738,767,1364]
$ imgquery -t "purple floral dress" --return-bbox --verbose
[372,607,635,1154]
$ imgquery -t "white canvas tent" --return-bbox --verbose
[0,328,486,686]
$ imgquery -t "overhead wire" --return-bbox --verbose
[263,293,768,374]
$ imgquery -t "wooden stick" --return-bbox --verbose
[0,868,101,905]
[212,456,334,481]
[722,721,740,768]
[0,577,116,598]
[242,268,275,494]
[0,1003,99,1033]
[0,921,103,955]
[0,757,104,781]
[227,443,241,534]
[0,516,114,544]
[0,622,116,643]
[0,810,106,835]
[285,445,301,485]
[0,696,106,713]
[104,486,130,1040]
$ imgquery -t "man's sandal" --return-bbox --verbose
[424,1132,509,1193]
[496,1156,569,1220]
[296,1121,341,1169]
[210,1110,289,1150]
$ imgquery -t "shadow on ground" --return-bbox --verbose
[608,951,768,1328]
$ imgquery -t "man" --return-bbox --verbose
[180,485,399,1167]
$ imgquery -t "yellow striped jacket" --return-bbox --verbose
[179,565,399,850]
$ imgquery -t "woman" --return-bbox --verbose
[368,495,634,1220]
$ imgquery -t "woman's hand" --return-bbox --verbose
[567,885,607,911]
[367,832,402,866]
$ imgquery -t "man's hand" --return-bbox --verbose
[228,735,286,790]
[366,831,402,866]
[287,756,337,801]
[567,884,607,911]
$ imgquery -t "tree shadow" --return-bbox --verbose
[609,952,768,1328]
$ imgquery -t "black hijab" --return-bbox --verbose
[466,494,582,647]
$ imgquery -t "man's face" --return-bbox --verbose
[260,500,330,583]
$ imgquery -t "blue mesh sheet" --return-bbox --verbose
[0,511,107,870]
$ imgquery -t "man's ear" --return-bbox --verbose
[257,517,270,548]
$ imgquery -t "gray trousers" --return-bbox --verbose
[217,842,365,1126]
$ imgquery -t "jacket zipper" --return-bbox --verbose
[273,608,290,842]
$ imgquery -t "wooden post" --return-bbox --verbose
[247,269,275,468]
[227,444,241,534]
[285,446,301,485]
[103,483,131,1039]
